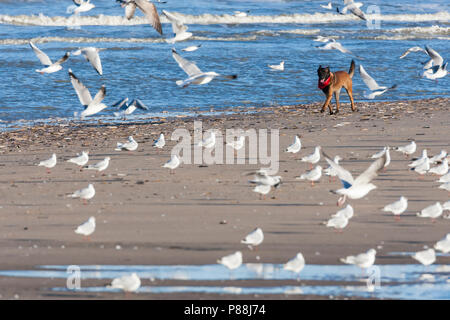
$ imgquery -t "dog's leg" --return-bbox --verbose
[334,90,341,115]
[321,93,333,114]
[345,86,356,112]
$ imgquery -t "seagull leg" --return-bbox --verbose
[311,181,315,187]
[395,216,401,222]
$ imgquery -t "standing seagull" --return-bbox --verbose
[69,184,96,204]
[340,249,377,269]
[29,42,70,74]
[163,10,192,43]
[359,65,397,99]
[172,49,237,87]
[428,158,448,176]
[75,216,96,239]
[323,151,386,206]
[117,0,163,35]
[162,154,180,173]
[115,136,138,151]
[153,133,165,148]
[412,249,436,266]
[217,251,242,270]
[67,151,89,170]
[68,69,108,119]
[110,273,141,293]
[196,132,216,149]
[286,135,302,154]
[300,146,321,169]
[297,165,322,187]
[38,153,57,173]
[394,141,416,157]
[85,157,110,174]
[284,253,306,274]
[382,196,408,221]
[72,47,104,76]
[241,227,264,250]
[417,202,443,222]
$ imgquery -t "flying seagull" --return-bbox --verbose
[163,10,192,43]
[71,0,95,15]
[29,42,70,74]
[359,65,397,99]
[71,47,104,75]
[117,0,163,35]
[172,49,237,87]
[337,0,367,21]
[68,69,108,119]
[112,98,148,117]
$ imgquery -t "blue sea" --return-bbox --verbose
[0,0,448,127]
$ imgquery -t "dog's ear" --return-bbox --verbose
[317,65,322,72]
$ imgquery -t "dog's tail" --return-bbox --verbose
[348,60,355,78]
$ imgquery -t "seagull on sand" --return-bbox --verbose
[359,65,397,99]
[110,273,141,292]
[153,133,165,148]
[324,155,343,181]
[172,49,237,88]
[112,98,148,118]
[412,248,436,266]
[68,69,108,119]
[226,136,245,151]
[408,149,428,168]
[332,204,354,219]
[217,251,243,270]
[286,135,301,154]
[297,165,322,187]
[162,154,180,173]
[67,151,89,170]
[336,0,367,21]
[417,202,443,222]
[429,158,448,176]
[323,151,386,206]
[253,184,272,200]
[248,169,282,199]
[38,153,57,173]
[438,172,450,183]
[394,140,416,157]
[71,0,95,14]
[268,61,284,71]
[85,157,110,173]
[438,182,450,192]
[284,253,305,274]
[117,0,163,35]
[382,196,407,221]
[340,249,377,269]
[163,10,192,43]
[68,184,95,204]
[300,146,321,168]
[75,216,96,239]
[29,42,70,74]
[410,156,430,176]
[71,47,104,75]
[196,131,216,149]
[434,234,450,253]
[241,228,264,250]
[325,215,349,232]
[115,136,138,151]
[429,150,447,164]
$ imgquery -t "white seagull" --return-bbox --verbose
[434,234,450,254]
[408,149,428,168]
[67,151,89,169]
[163,10,192,44]
[110,273,141,292]
[217,251,243,270]
[340,249,377,269]
[241,228,264,249]
[29,42,70,74]
[297,165,322,187]
[38,153,57,172]
[86,157,110,173]
[326,215,349,232]
[286,135,302,154]
[153,133,165,148]
[268,61,284,71]
[382,196,407,220]
[248,169,282,188]
[253,184,272,199]
[412,248,436,266]
[337,0,367,21]
[423,62,448,80]
[410,156,430,176]
[316,39,356,56]
[429,158,448,176]
[196,131,216,149]
[113,98,148,117]
[162,154,180,173]
[320,2,333,10]
[417,202,443,222]
[429,150,447,164]
[233,11,249,17]
[117,0,162,35]
[227,136,245,151]
[314,36,334,43]
[399,46,427,59]
[284,253,305,274]
[75,216,96,238]
[72,47,104,76]
[332,204,354,219]
[359,65,397,99]
[439,182,450,192]
[69,184,96,203]
[438,172,450,183]
[323,151,386,206]
[394,141,416,157]
[72,0,95,14]
[115,136,138,151]
[68,69,108,119]
[324,155,343,181]
[300,146,321,168]
[182,44,202,52]
[172,49,237,87]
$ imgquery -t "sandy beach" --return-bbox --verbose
[0,98,449,299]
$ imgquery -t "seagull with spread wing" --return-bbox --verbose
[72,47,104,75]
[29,42,70,74]
[323,150,386,206]
[117,0,163,35]
[112,97,148,117]
[171,49,237,87]
[337,0,367,21]
[68,69,108,119]
[163,10,192,44]
[359,65,397,99]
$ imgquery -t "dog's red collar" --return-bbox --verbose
[318,75,331,89]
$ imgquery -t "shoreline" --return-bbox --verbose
[0,97,449,299]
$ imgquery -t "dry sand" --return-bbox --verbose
[0,98,449,299]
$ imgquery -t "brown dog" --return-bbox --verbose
[317,60,356,115]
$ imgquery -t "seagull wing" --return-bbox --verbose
[83,48,103,75]
[135,0,163,35]
[359,65,382,91]
[425,46,443,66]
[353,153,386,186]
[68,69,92,107]
[124,2,137,19]
[91,85,106,105]
[112,97,129,109]
[29,42,53,66]
[172,49,203,77]
[54,52,70,65]
[399,46,426,59]
[163,10,188,35]
[72,0,83,5]
[322,151,355,186]
[349,5,366,20]
[134,98,148,110]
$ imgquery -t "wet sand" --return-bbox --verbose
[0,98,449,299]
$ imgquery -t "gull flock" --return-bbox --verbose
[24,0,450,294]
